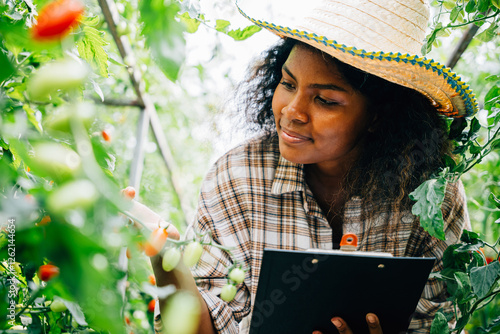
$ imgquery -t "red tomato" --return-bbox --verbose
[148,299,156,313]
[149,274,156,286]
[144,228,168,257]
[36,215,51,227]
[122,186,136,199]
[101,130,111,142]
[125,316,131,325]
[38,264,60,281]
[31,0,85,41]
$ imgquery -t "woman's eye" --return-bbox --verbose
[316,96,338,106]
[279,81,294,90]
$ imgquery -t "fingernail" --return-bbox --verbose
[332,319,342,327]
[367,314,376,324]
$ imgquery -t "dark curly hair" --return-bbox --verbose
[233,38,452,222]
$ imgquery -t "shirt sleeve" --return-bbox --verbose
[189,153,253,333]
[407,180,471,332]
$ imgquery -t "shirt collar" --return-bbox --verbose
[271,155,306,195]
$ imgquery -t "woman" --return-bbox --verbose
[132,0,475,333]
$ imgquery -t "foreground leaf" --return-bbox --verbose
[430,312,450,334]
[410,177,447,240]
[139,0,186,82]
[77,26,109,77]
[470,261,500,299]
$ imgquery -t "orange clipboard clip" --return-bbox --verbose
[339,233,358,252]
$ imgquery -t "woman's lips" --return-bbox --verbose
[280,128,311,144]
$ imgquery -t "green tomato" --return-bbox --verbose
[220,284,237,302]
[50,300,67,312]
[182,242,203,267]
[162,247,181,272]
[32,143,81,180]
[228,268,245,284]
[47,179,98,215]
[27,59,89,101]
[44,102,95,134]
[162,291,201,334]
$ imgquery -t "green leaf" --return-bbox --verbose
[490,193,500,209]
[0,48,15,82]
[215,19,231,33]
[478,0,491,11]
[484,85,500,109]
[443,155,457,169]
[77,26,109,78]
[453,271,472,302]
[466,0,477,13]
[449,117,467,140]
[178,12,201,34]
[430,312,450,334]
[470,260,500,298]
[476,23,498,42]
[470,117,482,134]
[56,297,88,326]
[410,177,447,240]
[470,143,482,154]
[460,229,484,245]
[227,25,261,41]
[443,245,471,272]
[485,74,500,82]
[139,0,186,82]
[481,315,500,332]
[450,6,462,22]
[22,104,42,134]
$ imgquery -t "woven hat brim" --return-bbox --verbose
[237,8,478,118]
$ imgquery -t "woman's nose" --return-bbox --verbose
[281,94,309,123]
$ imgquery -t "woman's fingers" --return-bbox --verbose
[330,315,382,334]
[365,313,383,334]
[331,317,352,333]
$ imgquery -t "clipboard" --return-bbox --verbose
[249,248,435,334]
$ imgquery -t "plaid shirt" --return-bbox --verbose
[157,134,470,333]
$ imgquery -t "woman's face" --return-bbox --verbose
[272,43,373,173]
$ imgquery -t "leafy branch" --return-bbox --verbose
[430,230,500,333]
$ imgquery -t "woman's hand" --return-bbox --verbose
[312,313,382,334]
[120,186,180,240]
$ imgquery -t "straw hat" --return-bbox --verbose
[237,0,478,117]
